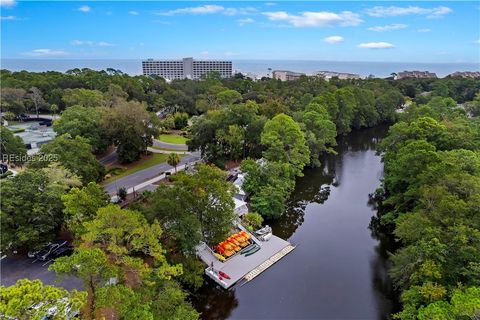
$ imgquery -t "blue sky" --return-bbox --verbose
[1,1,479,62]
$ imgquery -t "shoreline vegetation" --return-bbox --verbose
[1,68,479,319]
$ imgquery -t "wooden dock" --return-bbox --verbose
[242,244,296,283]
[196,231,295,289]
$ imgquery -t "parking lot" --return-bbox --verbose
[1,254,83,291]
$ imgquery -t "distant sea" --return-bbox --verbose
[1,59,479,78]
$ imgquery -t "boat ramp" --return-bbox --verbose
[196,226,295,289]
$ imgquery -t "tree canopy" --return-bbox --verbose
[39,134,105,184]
[0,126,27,165]
[52,105,108,153]
[0,165,80,252]
[0,279,86,320]
[376,97,480,319]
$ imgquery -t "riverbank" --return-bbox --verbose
[192,125,401,319]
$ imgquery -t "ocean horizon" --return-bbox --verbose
[1,59,479,78]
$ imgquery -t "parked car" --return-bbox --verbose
[49,246,73,260]
[35,240,68,261]
[28,243,49,258]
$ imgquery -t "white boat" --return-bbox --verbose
[258,231,272,241]
[255,225,272,241]
[255,225,272,236]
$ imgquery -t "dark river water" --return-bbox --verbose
[192,125,400,320]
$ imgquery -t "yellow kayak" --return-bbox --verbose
[214,253,226,262]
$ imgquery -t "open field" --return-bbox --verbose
[158,134,189,144]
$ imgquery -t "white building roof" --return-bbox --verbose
[233,197,248,216]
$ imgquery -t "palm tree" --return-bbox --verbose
[167,153,181,173]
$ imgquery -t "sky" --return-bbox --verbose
[1,0,479,63]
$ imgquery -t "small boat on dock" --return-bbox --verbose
[258,232,272,241]
[255,225,272,235]
[255,225,272,241]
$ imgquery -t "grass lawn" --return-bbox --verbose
[102,153,175,185]
[150,145,188,152]
[158,134,189,145]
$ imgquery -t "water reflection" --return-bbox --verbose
[191,279,238,320]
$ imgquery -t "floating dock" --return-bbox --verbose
[196,228,295,289]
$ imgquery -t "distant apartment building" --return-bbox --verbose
[315,71,361,80]
[447,71,480,78]
[395,70,437,80]
[272,70,305,81]
[142,57,232,80]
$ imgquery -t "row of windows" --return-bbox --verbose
[143,68,231,73]
[196,63,230,65]
[142,62,183,64]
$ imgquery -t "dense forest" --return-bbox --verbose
[376,95,480,318]
[1,68,479,319]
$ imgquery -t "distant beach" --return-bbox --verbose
[1,59,479,78]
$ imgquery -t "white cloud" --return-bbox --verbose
[129,10,139,15]
[324,36,344,44]
[0,0,16,8]
[358,42,394,49]
[71,40,93,46]
[263,10,363,27]
[78,5,91,13]
[365,6,452,18]
[157,5,256,16]
[368,23,407,32]
[264,2,276,6]
[23,49,69,57]
[71,40,114,47]
[1,15,17,20]
[98,41,115,47]
[238,18,255,26]
[159,5,224,16]
[475,39,480,44]
[417,28,432,33]
[223,7,257,16]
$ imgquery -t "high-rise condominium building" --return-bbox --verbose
[142,57,232,80]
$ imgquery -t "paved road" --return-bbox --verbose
[153,139,188,151]
[100,141,188,165]
[99,149,119,165]
[103,152,201,194]
[1,255,82,291]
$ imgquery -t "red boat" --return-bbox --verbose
[219,271,231,279]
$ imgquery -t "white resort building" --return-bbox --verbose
[142,57,233,80]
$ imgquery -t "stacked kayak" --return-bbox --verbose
[240,243,260,256]
[214,231,252,261]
